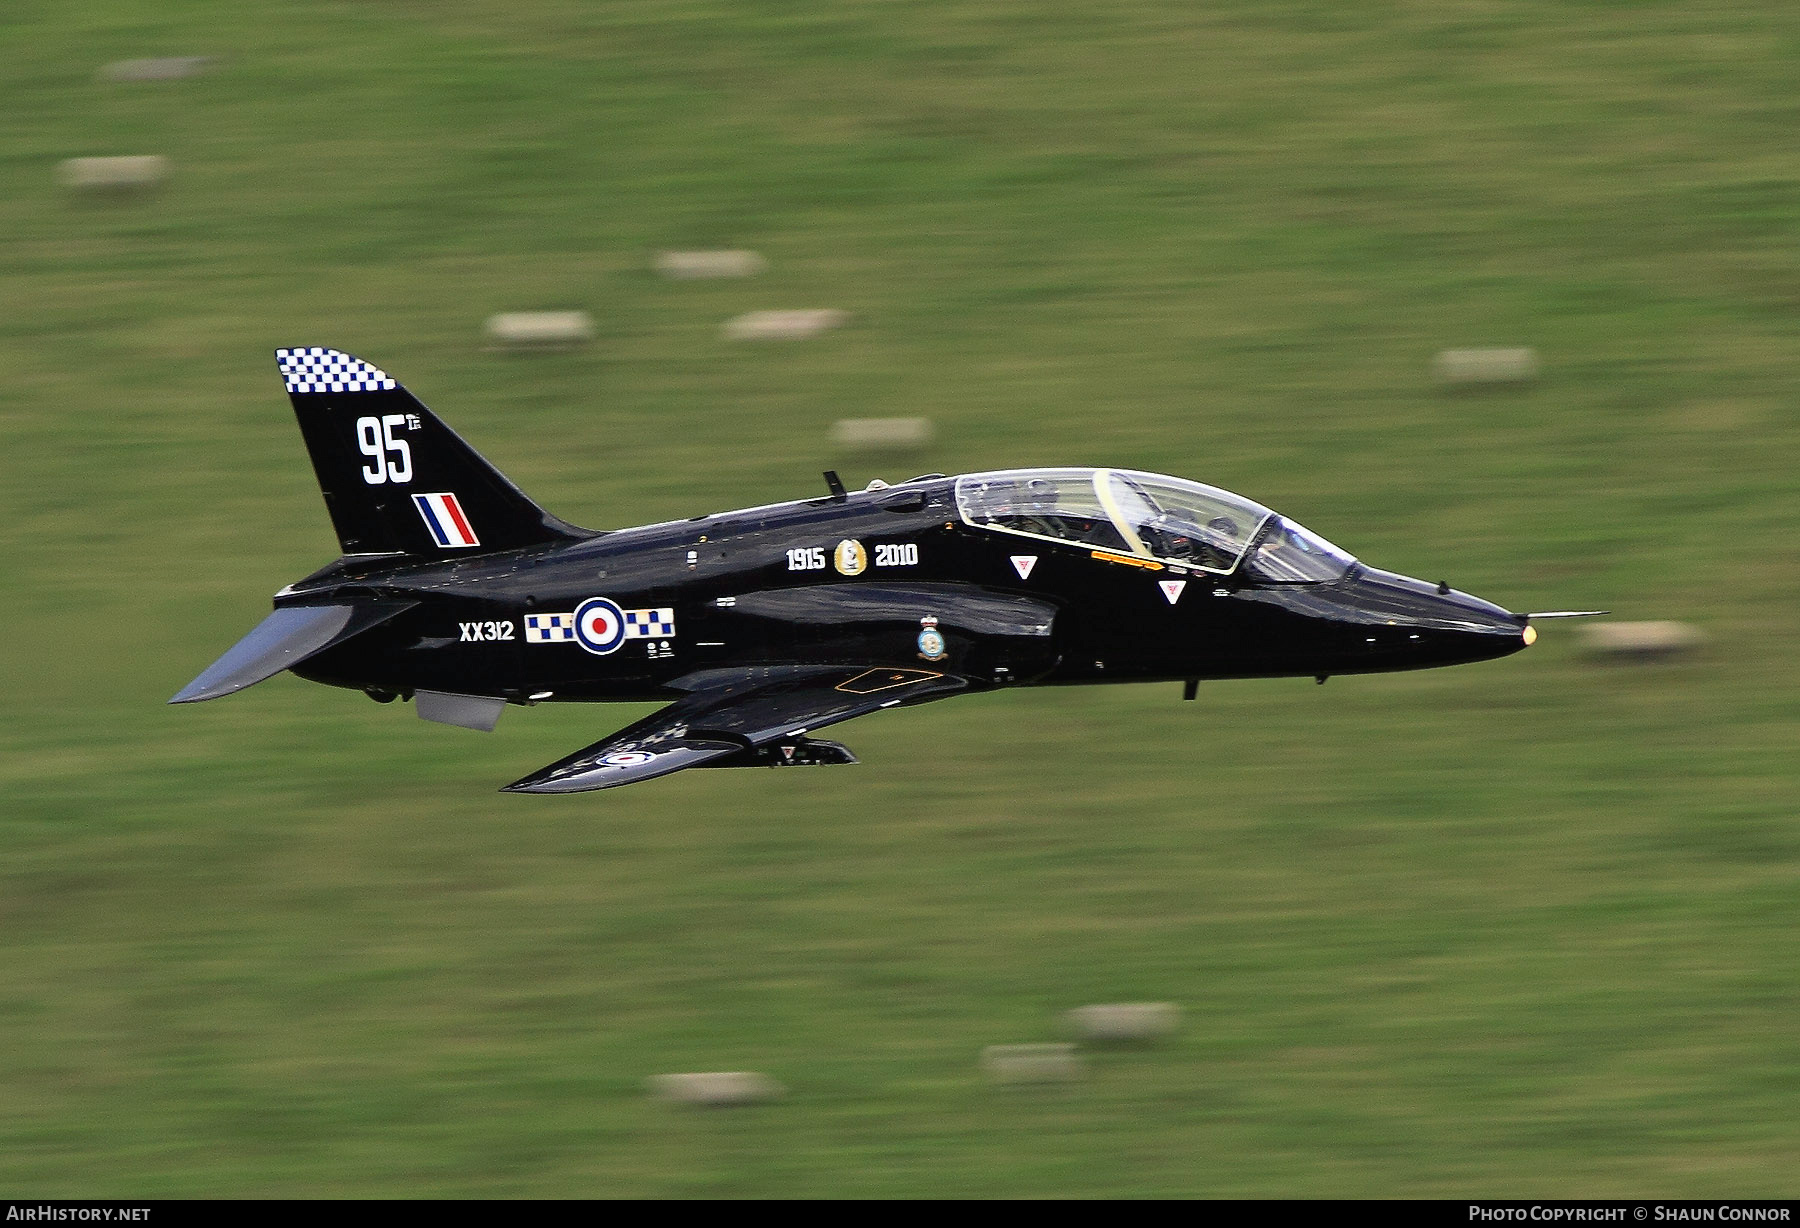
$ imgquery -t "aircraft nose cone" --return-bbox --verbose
[1350,568,1519,632]
[1343,568,1528,667]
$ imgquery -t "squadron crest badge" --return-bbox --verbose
[833,539,868,576]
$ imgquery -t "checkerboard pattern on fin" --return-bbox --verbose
[277,347,397,393]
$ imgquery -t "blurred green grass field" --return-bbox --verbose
[3,0,1798,1197]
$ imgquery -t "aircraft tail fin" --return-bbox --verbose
[276,347,589,557]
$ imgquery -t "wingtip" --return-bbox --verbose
[499,764,601,794]
[498,777,594,796]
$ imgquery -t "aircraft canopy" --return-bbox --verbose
[954,467,1355,582]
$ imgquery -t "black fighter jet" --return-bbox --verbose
[173,348,1586,794]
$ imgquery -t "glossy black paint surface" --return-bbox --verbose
[174,349,1535,792]
[272,478,1527,697]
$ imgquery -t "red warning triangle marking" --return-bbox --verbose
[1159,579,1186,605]
[1011,555,1037,580]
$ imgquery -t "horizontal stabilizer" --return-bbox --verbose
[170,601,415,704]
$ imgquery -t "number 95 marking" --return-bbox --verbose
[357,415,414,485]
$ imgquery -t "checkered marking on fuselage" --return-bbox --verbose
[525,613,576,643]
[276,347,398,393]
[624,609,676,639]
[525,608,675,644]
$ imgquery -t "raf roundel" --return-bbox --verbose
[573,597,628,656]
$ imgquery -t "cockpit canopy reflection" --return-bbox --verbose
[954,467,1356,583]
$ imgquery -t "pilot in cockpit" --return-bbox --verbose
[1007,478,1065,537]
[1143,509,1239,570]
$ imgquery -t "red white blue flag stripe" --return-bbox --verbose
[413,492,480,548]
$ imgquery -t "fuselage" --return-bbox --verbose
[283,471,1529,706]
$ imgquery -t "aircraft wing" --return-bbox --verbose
[502,665,969,794]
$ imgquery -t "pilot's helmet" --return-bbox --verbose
[980,480,1018,514]
[1207,515,1239,540]
[1025,477,1058,507]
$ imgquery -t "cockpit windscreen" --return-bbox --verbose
[1241,517,1357,583]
